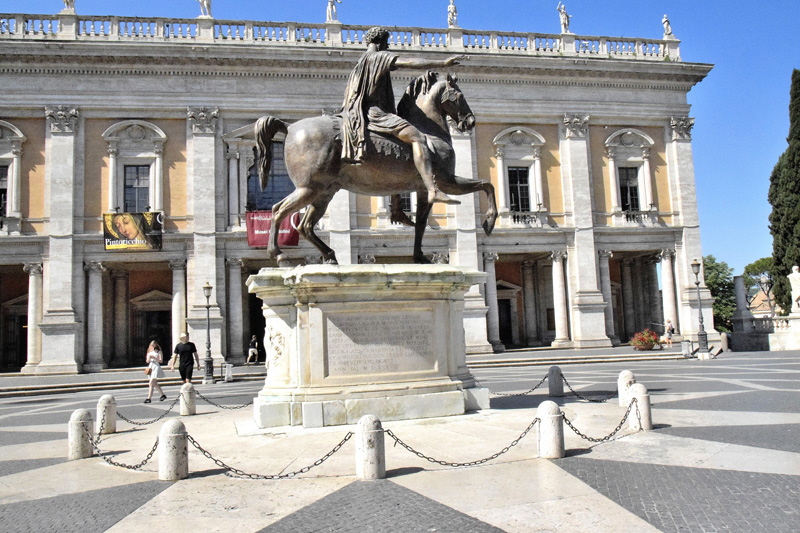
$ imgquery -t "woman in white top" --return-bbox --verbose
[144,340,167,403]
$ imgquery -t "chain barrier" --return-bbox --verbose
[385,416,540,468]
[187,432,354,480]
[561,375,616,403]
[194,389,253,410]
[82,422,159,470]
[477,374,549,397]
[562,397,640,444]
[116,396,181,426]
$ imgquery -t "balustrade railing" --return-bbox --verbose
[0,12,681,61]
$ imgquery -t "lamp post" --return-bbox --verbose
[202,281,214,384]
[690,259,710,358]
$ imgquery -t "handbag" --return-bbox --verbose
[145,366,152,376]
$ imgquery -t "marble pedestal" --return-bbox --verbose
[246,264,490,428]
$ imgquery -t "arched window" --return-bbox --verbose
[492,127,546,226]
[0,120,27,233]
[604,129,656,221]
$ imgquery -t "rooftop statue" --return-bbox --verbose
[789,266,800,313]
[448,0,458,28]
[557,1,571,34]
[326,0,342,23]
[62,0,75,12]
[255,27,497,265]
[662,14,673,37]
[196,0,212,18]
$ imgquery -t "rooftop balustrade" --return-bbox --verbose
[0,12,681,61]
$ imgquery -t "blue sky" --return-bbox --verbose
[11,0,800,274]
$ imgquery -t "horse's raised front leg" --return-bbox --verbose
[389,194,415,227]
[441,175,498,236]
[412,198,434,264]
[268,187,318,262]
[299,192,338,264]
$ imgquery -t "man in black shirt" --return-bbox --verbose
[170,332,200,383]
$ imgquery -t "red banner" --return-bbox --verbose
[246,211,301,248]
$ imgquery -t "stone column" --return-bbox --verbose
[9,144,24,220]
[226,146,241,230]
[522,260,539,345]
[483,253,504,352]
[621,258,636,340]
[606,147,621,213]
[532,147,545,211]
[328,190,356,265]
[152,145,164,212]
[22,263,43,369]
[37,105,82,374]
[641,148,654,210]
[170,260,186,350]
[451,128,492,354]
[598,250,618,344]
[551,251,570,346]
[226,258,245,364]
[84,262,107,372]
[494,145,509,219]
[106,144,118,211]
[186,107,223,361]
[561,114,611,347]
[648,256,663,332]
[660,250,679,332]
[112,270,129,365]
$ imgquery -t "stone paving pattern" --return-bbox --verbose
[1,349,799,532]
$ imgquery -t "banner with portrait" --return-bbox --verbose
[103,212,163,251]
[246,211,300,248]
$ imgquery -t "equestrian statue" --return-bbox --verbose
[255,26,497,264]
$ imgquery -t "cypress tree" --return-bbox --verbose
[768,69,800,313]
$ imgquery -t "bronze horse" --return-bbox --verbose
[255,71,497,264]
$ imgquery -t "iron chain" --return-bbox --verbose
[563,397,640,443]
[82,422,159,470]
[561,375,616,403]
[479,374,549,397]
[194,389,253,410]
[116,396,180,426]
[385,416,540,468]
[187,431,354,480]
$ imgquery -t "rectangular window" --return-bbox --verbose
[247,142,295,211]
[0,165,8,223]
[619,167,640,212]
[124,165,150,212]
[398,192,413,213]
[508,166,530,212]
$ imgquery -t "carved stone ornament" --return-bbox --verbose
[563,114,589,138]
[670,116,694,140]
[187,106,219,134]
[23,263,43,276]
[266,323,285,364]
[45,105,80,134]
[358,255,376,264]
[550,250,568,262]
[126,124,146,142]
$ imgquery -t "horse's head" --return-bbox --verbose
[439,74,475,133]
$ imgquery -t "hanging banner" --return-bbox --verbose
[103,212,163,251]
[246,211,301,248]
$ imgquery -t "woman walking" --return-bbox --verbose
[144,340,167,403]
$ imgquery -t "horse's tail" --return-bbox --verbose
[255,116,288,190]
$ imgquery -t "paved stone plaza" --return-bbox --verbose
[1,350,799,532]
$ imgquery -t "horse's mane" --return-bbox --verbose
[397,71,439,118]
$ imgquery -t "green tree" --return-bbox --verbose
[703,255,735,332]
[743,257,775,314]
[768,69,800,313]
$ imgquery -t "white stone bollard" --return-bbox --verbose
[180,383,196,416]
[617,370,635,407]
[627,383,652,431]
[68,409,94,460]
[224,363,234,382]
[159,419,189,481]
[96,394,117,435]
[355,414,385,480]
[548,366,564,397]
[536,400,564,459]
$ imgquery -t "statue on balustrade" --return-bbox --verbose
[662,14,673,37]
[448,0,458,28]
[788,265,800,313]
[196,0,212,18]
[327,0,342,23]
[62,0,75,11]
[557,2,571,33]
[253,26,498,264]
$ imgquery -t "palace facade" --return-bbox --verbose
[0,9,716,373]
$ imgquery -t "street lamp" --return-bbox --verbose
[202,281,214,384]
[690,259,710,358]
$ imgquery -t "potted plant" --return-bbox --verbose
[630,328,661,351]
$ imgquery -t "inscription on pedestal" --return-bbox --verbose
[326,311,435,375]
